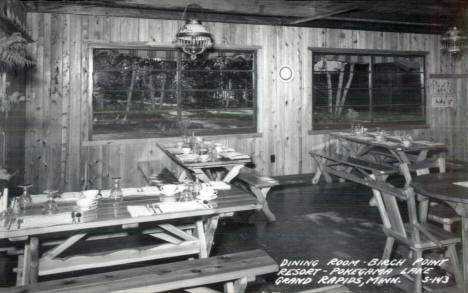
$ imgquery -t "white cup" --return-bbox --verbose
[199,187,217,200]
[81,189,99,200]
[182,147,191,154]
[161,184,184,196]
[402,140,411,147]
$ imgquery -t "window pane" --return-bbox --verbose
[93,48,256,138]
[182,90,254,109]
[181,108,255,131]
[312,50,425,129]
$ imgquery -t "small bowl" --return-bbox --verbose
[77,198,98,211]
[402,140,411,147]
[182,147,192,154]
[81,190,99,200]
[199,154,210,162]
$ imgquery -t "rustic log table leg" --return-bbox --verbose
[195,220,208,258]
[16,237,39,285]
[451,203,468,293]
[251,187,275,222]
[460,206,468,293]
[222,165,244,183]
[204,216,219,255]
[178,170,190,182]
[311,155,332,184]
[191,168,212,183]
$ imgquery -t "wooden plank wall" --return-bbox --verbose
[25,12,453,192]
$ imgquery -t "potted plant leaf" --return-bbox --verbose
[0,32,33,173]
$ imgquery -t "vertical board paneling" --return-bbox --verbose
[60,14,70,190]
[48,13,63,190]
[26,13,452,191]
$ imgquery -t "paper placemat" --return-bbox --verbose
[31,192,82,205]
[100,186,160,198]
[127,206,154,217]
[413,140,444,146]
[153,201,210,213]
[376,140,400,146]
[208,181,231,190]
[453,181,468,188]
[19,212,74,229]
[176,154,200,162]
[219,152,250,160]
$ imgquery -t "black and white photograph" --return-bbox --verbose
[0,1,468,292]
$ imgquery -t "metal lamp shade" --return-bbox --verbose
[175,19,213,60]
[441,27,467,56]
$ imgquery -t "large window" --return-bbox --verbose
[311,48,426,130]
[92,47,256,139]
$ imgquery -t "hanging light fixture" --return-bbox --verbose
[174,4,213,60]
[441,26,467,57]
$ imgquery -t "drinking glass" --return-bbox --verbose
[43,190,59,214]
[18,184,33,211]
[110,177,123,205]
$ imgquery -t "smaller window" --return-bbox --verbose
[311,48,427,130]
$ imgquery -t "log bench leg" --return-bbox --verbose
[311,156,332,184]
[224,277,248,293]
[16,237,39,286]
[195,220,208,258]
[251,187,276,222]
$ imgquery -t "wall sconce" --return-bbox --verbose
[441,27,467,57]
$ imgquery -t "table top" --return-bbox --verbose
[330,132,446,152]
[158,143,251,169]
[0,186,259,239]
[411,172,468,204]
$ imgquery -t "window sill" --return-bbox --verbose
[308,123,429,135]
[83,132,262,147]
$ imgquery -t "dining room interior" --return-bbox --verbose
[1,0,468,292]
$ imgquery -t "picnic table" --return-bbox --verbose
[158,142,251,183]
[310,151,400,184]
[412,172,468,293]
[0,185,260,286]
[329,131,446,165]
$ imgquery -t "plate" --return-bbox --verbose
[196,194,218,201]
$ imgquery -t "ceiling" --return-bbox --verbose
[21,0,468,34]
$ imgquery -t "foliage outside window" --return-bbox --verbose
[92,47,256,139]
[311,48,426,130]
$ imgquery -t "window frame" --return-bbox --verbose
[87,42,259,141]
[309,47,429,131]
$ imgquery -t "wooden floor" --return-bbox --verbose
[0,176,462,293]
[213,176,461,293]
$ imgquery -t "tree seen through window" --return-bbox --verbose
[311,50,426,129]
[92,48,256,138]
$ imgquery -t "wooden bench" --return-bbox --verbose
[4,249,278,293]
[310,151,399,184]
[446,160,468,172]
[235,169,279,222]
[427,202,461,232]
[137,161,179,185]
